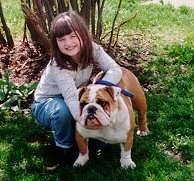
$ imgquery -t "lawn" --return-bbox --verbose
[0,0,194,181]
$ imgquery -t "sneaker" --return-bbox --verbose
[43,143,79,171]
[46,163,60,171]
[43,145,68,171]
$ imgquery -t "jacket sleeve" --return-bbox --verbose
[51,65,80,121]
[93,42,122,84]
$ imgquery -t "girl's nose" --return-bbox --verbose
[64,38,74,46]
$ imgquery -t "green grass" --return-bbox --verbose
[104,0,194,48]
[0,1,194,181]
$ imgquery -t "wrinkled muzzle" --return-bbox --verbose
[79,103,111,129]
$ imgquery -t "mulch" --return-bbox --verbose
[0,41,48,85]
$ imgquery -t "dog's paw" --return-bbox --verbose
[137,129,149,136]
[120,158,136,169]
[73,153,89,167]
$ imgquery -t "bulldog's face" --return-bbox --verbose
[78,85,121,129]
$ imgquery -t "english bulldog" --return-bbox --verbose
[73,67,149,169]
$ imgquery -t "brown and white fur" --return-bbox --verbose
[73,67,149,169]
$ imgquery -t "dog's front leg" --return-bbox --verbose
[120,144,136,169]
[120,130,136,169]
[73,131,89,167]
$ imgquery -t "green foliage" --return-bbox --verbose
[167,43,194,64]
[0,72,37,111]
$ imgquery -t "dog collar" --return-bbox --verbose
[95,80,134,98]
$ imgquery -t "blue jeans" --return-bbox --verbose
[31,97,74,149]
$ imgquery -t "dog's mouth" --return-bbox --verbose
[85,114,103,129]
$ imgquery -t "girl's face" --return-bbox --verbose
[56,31,83,61]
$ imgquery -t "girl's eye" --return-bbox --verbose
[57,38,65,42]
[71,34,77,38]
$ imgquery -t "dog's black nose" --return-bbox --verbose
[87,106,97,115]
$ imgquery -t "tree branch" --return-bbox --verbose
[107,0,122,51]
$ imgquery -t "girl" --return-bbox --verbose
[31,11,122,170]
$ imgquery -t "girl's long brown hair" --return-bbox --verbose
[50,11,94,70]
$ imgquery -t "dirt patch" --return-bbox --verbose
[0,41,49,85]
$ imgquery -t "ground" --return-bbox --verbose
[0,41,48,85]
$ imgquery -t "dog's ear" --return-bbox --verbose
[105,86,121,101]
[92,71,105,84]
[78,87,86,100]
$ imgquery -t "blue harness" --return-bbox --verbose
[95,80,134,98]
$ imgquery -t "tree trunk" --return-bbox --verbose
[21,3,52,56]
[70,0,79,11]
[91,0,96,37]
[95,0,105,41]
[0,29,6,45]
[80,0,91,28]
[0,2,14,48]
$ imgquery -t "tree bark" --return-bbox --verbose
[80,0,91,28]
[70,0,79,11]
[96,0,105,41]
[91,0,96,37]
[21,3,52,56]
[0,29,6,45]
[108,0,122,51]
[44,0,55,31]
[0,2,14,48]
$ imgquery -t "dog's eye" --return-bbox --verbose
[80,101,87,109]
[97,100,107,107]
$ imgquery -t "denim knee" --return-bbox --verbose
[31,100,52,129]
[50,101,74,148]
[31,97,74,148]
[50,102,74,135]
